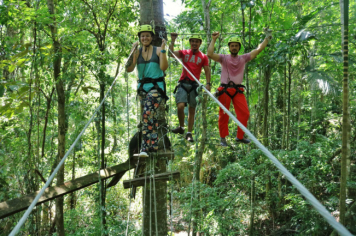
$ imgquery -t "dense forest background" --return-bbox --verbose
[0,0,355,235]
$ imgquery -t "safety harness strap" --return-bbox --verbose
[216,81,245,99]
[137,77,169,100]
[173,77,199,95]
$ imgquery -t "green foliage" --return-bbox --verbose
[1,0,355,234]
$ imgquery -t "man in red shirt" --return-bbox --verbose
[169,33,211,142]
[207,29,272,146]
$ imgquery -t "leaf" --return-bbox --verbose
[241,3,246,10]
[12,49,29,60]
[8,64,16,73]
[16,58,30,67]
[0,102,12,113]
[293,29,316,42]
[17,86,30,96]
[82,87,88,94]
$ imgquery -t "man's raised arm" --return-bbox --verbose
[169,33,181,58]
[207,32,221,62]
[250,28,273,60]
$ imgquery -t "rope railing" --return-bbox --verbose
[9,47,138,236]
[167,47,353,236]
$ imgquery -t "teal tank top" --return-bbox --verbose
[137,46,165,92]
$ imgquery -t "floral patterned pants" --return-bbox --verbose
[141,90,163,152]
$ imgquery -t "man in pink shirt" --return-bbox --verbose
[169,33,211,142]
[207,29,272,146]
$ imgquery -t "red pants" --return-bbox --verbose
[218,87,250,139]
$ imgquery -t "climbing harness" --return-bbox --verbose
[216,81,246,99]
[137,77,169,100]
[173,78,199,99]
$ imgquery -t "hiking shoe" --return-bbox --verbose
[235,138,251,144]
[171,126,184,134]
[139,151,149,157]
[220,138,228,147]
[185,133,194,142]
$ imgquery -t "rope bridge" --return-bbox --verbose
[3,40,352,236]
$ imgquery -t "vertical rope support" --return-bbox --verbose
[169,56,174,236]
[143,161,148,236]
[152,154,159,236]
[149,158,152,236]
[125,69,132,235]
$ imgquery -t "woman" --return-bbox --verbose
[126,25,168,157]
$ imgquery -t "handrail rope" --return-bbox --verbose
[167,47,353,236]
[127,22,355,41]
[9,46,138,236]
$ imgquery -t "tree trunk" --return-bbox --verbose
[46,0,65,234]
[339,0,350,226]
[99,81,107,234]
[249,174,255,236]
[139,1,167,235]
[286,61,292,150]
[190,1,212,234]
[282,62,287,149]
[139,0,166,43]
[70,152,76,210]
[262,66,271,146]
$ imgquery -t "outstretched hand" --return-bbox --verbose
[131,41,139,59]
[132,41,139,50]
[161,38,166,50]
[263,27,273,42]
[212,32,219,40]
[170,32,178,41]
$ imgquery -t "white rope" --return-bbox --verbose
[124,65,132,236]
[9,46,138,236]
[149,161,152,236]
[142,161,148,236]
[168,48,353,236]
[152,154,159,236]
[168,56,174,236]
[125,197,132,235]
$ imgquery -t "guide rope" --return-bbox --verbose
[9,46,138,236]
[167,47,353,236]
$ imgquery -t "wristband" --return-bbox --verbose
[161,50,166,53]
[206,82,211,85]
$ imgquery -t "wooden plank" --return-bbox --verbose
[123,171,180,189]
[132,151,175,162]
[0,161,134,219]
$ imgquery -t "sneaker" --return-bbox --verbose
[138,151,149,157]
[171,126,184,134]
[185,133,194,142]
[235,138,251,144]
[220,138,228,147]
